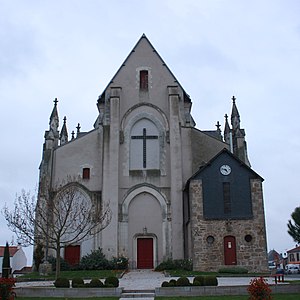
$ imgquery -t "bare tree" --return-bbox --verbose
[2,182,111,278]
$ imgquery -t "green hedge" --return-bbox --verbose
[161,275,218,287]
[218,266,248,274]
[54,278,70,288]
[54,276,119,288]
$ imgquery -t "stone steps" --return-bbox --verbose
[121,289,155,298]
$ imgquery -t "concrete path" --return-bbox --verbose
[15,269,294,300]
[15,270,288,288]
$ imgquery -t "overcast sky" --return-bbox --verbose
[1,0,299,264]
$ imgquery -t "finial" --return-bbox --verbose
[232,95,236,103]
[225,114,228,121]
[215,121,221,131]
[54,98,58,106]
[76,123,81,133]
[71,131,75,140]
[63,116,67,124]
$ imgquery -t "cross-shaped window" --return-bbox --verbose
[130,120,159,170]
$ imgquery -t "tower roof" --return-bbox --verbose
[231,96,240,120]
[49,98,59,125]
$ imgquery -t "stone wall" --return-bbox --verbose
[190,179,268,273]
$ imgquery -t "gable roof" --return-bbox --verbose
[0,246,19,257]
[188,148,263,182]
[287,245,300,253]
[97,34,191,104]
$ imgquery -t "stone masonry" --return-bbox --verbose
[190,179,268,273]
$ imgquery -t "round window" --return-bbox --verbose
[245,234,253,243]
[206,235,215,244]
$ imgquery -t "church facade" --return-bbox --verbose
[38,35,268,272]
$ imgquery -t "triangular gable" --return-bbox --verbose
[189,148,263,182]
[97,34,191,103]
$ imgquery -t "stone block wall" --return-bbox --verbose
[190,179,268,273]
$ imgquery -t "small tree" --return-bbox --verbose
[2,181,111,279]
[287,206,300,244]
[1,242,11,278]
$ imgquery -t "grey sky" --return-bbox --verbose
[1,0,300,264]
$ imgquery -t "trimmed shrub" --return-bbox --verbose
[72,277,84,288]
[169,279,177,286]
[168,280,176,287]
[176,276,190,286]
[89,278,103,288]
[104,276,119,287]
[193,275,204,286]
[193,280,202,286]
[203,275,218,286]
[218,266,248,274]
[155,259,192,271]
[54,277,70,288]
[161,281,169,287]
[79,248,112,270]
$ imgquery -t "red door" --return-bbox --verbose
[64,245,80,266]
[137,238,153,269]
[224,236,237,265]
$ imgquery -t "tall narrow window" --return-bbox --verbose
[223,182,231,214]
[82,168,90,179]
[140,70,148,90]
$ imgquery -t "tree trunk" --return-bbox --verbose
[55,244,61,279]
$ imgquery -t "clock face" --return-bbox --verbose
[220,164,231,175]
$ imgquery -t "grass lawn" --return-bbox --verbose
[17,297,119,300]
[156,295,300,300]
[18,269,123,280]
[16,295,300,300]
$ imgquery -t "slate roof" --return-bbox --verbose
[287,245,300,253]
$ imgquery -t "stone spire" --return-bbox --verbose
[49,98,59,133]
[231,96,240,131]
[223,114,231,146]
[215,121,223,140]
[60,116,68,145]
[45,98,60,149]
[229,96,251,166]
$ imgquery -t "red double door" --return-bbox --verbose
[64,245,80,266]
[137,238,153,269]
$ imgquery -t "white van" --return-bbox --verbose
[285,264,300,274]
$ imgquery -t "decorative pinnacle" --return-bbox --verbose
[232,95,236,103]
[215,121,221,130]
[63,116,67,124]
[71,131,75,139]
[225,114,228,121]
[76,123,81,133]
[54,98,58,106]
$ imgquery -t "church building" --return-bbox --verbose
[38,34,268,272]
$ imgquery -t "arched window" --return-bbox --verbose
[130,119,159,170]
